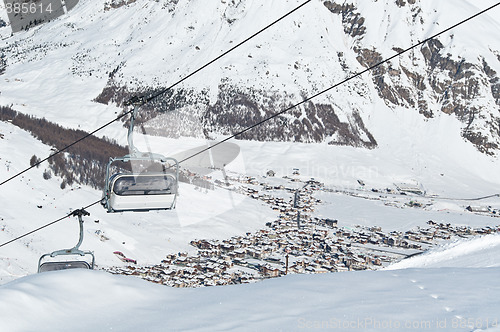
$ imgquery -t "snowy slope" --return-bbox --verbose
[2,226,500,331]
[1,265,499,331]
[1,113,500,280]
[387,234,500,269]
[1,0,499,150]
[0,119,279,283]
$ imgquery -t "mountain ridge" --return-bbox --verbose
[0,0,499,154]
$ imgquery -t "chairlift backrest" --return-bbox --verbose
[102,157,179,212]
[111,173,176,196]
[38,260,91,273]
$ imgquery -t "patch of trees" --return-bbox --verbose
[0,105,129,189]
[0,53,6,75]
[104,0,138,11]
[30,154,41,167]
[42,169,52,180]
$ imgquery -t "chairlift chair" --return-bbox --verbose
[101,100,179,213]
[38,209,95,273]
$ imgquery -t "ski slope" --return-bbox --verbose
[1,112,500,279]
[1,236,500,331]
[387,233,500,269]
[1,113,500,331]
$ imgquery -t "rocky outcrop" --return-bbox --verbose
[323,1,366,39]
[324,1,500,154]
[95,80,377,148]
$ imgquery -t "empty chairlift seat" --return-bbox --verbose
[37,209,95,273]
[101,100,179,213]
[107,173,177,212]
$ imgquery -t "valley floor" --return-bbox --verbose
[104,172,500,289]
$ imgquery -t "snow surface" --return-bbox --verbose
[1,0,499,137]
[1,115,500,330]
[1,254,500,331]
[387,234,500,269]
[1,0,500,330]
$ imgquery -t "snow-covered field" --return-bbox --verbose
[1,114,500,330]
[1,237,500,331]
[2,91,500,329]
[1,112,499,274]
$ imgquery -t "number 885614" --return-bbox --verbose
[5,1,53,15]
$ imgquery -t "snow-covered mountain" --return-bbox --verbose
[1,1,500,330]
[0,0,499,153]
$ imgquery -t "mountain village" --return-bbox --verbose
[106,171,500,288]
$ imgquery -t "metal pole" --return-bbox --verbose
[293,191,299,208]
[222,164,229,186]
[127,105,140,156]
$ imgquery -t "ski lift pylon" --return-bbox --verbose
[38,209,95,273]
[101,101,179,213]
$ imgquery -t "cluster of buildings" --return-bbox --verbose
[178,169,214,191]
[105,172,500,288]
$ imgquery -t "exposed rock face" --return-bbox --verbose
[324,1,500,154]
[95,81,377,148]
[323,1,366,38]
[203,84,376,147]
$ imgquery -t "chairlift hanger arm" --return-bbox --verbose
[37,208,95,272]
[125,102,162,158]
[127,105,140,156]
[124,95,147,107]
[49,208,90,255]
